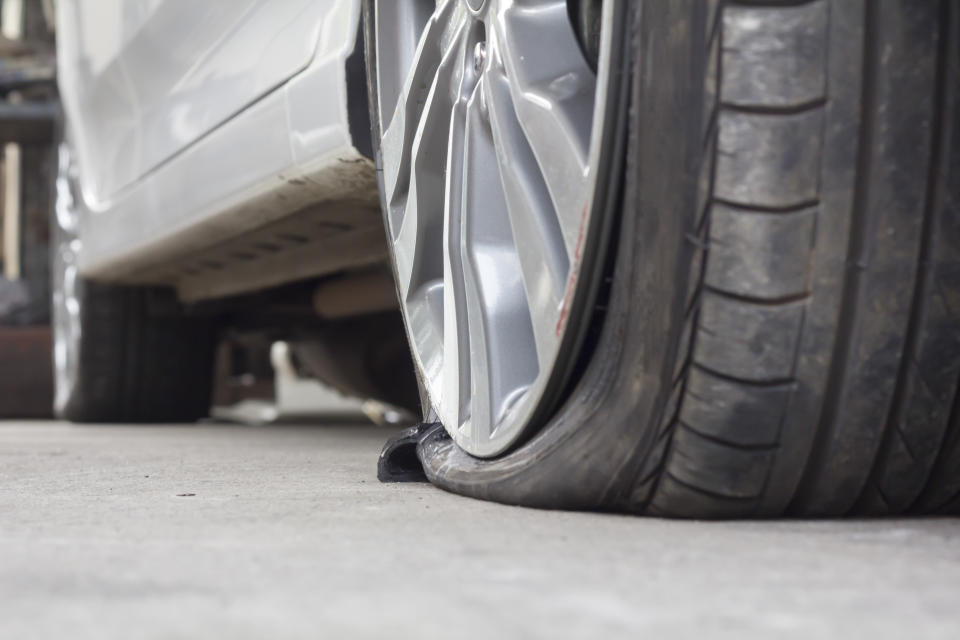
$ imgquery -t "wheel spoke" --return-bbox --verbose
[373,1,435,129]
[491,1,596,259]
[460,79,539,444]
[484,65,566,365]
[392,19,468,297]
[457,93,493,441]
[381,0,463,221]
[439,33,477,430]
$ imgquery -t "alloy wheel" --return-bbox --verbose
[373,0,615,456]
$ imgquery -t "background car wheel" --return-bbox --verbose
[52,144,217,423]
[368,0,960,517]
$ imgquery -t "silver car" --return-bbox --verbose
[54,0,960,517]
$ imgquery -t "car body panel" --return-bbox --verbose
[57,0,351,201]
[56,0,377,293]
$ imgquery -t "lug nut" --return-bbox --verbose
[473,41,487,74]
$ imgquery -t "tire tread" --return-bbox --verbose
[645,0,959,517]
[62,283,215,423]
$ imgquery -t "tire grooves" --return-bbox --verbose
[664,470,757,503]
[632,0,723,510]
[895,422,919,461]
[678,420,778,452]
[857,0,952,514]
[720,98,827,116]
[658,0,859,516]
[787,0,878,514]
[691,362,794,388]
[922,382,960,511]
[644,0,839,515]
[909,0,960,514]
[712,197,820,214]
[703,285,810,306]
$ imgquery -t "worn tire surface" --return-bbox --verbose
[414,0,960,517]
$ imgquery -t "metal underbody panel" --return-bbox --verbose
[57,0,382,301]
[136,189,387,303]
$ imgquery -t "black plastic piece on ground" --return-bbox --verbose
[377,422,444,483]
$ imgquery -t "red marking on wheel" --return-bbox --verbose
[555,204,589,336]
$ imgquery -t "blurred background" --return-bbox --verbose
[0,0,409,428]
[0,0,57,417]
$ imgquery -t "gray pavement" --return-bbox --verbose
[1,421,958,639]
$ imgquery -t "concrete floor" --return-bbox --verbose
[1,421,958,639]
